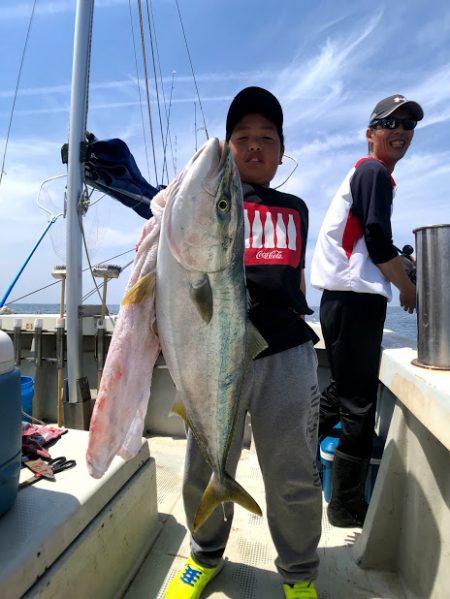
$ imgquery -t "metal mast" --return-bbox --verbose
[64,0,94,427]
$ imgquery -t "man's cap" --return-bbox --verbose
[225,86,284,143]
[369,94,424,123]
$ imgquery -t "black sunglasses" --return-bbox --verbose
[369,117,417,131]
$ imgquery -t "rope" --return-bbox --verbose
[175,0,209,139]
[0,0,38,192]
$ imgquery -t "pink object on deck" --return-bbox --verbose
[86,184,171,478]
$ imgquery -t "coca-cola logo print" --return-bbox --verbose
[244,202,301,267]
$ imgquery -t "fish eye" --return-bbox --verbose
[217,197,230,213]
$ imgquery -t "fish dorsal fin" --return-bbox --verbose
[189,273,213,323]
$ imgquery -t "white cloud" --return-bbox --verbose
[1,0,449,305]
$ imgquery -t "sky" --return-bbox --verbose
[0,0,449,309]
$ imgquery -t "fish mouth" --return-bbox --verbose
[220,141,231,166]
[200,140,229,198]
[165,137,240,273]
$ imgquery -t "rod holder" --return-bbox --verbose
[63,376,93,430]
[33,318,43,367]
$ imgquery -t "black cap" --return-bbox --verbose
[225,86,284,145]
[369,94,424,124]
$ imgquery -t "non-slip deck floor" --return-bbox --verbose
[123,436,405,599]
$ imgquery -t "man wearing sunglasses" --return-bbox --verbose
[310,94,424,528]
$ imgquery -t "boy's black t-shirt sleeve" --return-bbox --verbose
[350,160,398,264]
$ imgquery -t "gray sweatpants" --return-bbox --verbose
[182,341,322,583]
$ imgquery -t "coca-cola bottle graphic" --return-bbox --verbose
[264,211,275,248]
[276,213,287,248]
[252,210,263,248]
[287,214,296,250]
[244,210,251,248]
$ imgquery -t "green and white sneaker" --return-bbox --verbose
[283,580,319,599]
[164,556,224,599]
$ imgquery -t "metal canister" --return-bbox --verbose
[413,224,450,370]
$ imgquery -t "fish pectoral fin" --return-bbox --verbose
[189,273,213,323]
[121,272,156,305]
[245,322,268,363]
[193,471,262,532]
[170,397,191,426]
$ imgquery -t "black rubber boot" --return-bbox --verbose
[327,450,370,527]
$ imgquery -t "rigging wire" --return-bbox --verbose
[128,0,151,183]
[81,257,134,303]
[161,71,176,179]
[6,246,135,306]
[174,0,209,140]
[136,0,159,185]
[144,0,168,184]
[147,1,177,183]
[0,0,38,191]
[79,197,115,325]
[4,1,209,309]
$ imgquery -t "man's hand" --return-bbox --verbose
[377,255,417,313]
[399,286,416,313]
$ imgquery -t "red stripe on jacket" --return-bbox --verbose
[341,158,395,260]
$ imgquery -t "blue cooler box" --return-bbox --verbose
[0,331,22,517]
[319,424,384,503]
[20,375,34,422]
[319,428,341,503]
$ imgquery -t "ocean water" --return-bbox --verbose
[307,305,417,343]
[5,303,417,342]
[5,303,121,316]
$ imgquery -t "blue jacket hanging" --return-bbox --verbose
[62,134,163,220]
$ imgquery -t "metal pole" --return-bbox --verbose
[0,218,57,308]
[65,0,94,405]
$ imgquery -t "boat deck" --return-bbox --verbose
[124,436,405,599]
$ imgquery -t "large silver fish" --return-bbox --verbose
[156,138,266,531]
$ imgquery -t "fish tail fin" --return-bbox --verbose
[193,471,262,532]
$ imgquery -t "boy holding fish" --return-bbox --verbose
[166,87,322,599]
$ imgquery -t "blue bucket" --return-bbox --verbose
[20,376,34,422]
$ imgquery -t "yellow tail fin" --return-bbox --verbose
[193,471,262,532]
